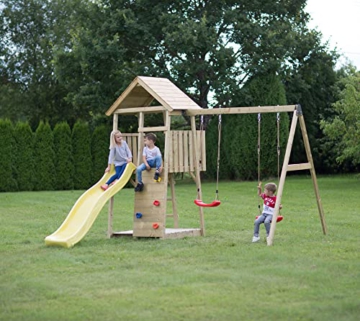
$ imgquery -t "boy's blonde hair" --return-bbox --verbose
[265,182,277,193]
[109,130,122,149]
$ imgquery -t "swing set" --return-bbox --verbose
[194,114,222,208]
[256,112,283,223]
[188,104,327,246]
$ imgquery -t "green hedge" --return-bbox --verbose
[0,119,17,191]
[14,122,35,191]
[54,122,74,190]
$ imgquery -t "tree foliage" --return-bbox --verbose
[320,67,360,166]
[0,0,85,128]
[53,122,74,190]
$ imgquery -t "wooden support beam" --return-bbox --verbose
[287,163,312,171]
[137,112,144,166]
[107,195,114,238]
[138,126,169,132]
[299,114,327,235]
[185,105,297,116]
[114,106,165,114]
[267,110,298,246]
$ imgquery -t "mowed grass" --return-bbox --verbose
[0,175,359,321]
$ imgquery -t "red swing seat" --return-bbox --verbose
[194,199,221,208]
[255,215,283,222]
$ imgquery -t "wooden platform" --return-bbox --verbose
[111,228,201,239]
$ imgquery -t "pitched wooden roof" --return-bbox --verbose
[106,76,202,115]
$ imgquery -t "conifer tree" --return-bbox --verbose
[53,122,74,190]
[33,121,55,190]
[72,121,92,189]
[0,119,17,191]
[91,125,110,185]
[14,121,35,191]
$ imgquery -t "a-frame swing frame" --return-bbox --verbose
[186,104,327,246]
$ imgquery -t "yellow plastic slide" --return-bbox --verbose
[45,162,136,248]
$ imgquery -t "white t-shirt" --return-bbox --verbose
[142,146,161,161]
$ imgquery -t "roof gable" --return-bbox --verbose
[106,76,201,115]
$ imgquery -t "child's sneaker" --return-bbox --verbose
[134,183,144,192]
[252,236,260,243]
[154,171,161,182]
[101,184,108,191]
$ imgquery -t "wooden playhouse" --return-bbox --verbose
[105,76,208,239]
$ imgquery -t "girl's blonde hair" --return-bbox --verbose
[109,130,122,149]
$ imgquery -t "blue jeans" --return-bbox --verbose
[106,163,127,185]
[254,213,273,237]
[136,156,162,184]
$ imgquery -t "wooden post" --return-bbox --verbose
[168,173,179,228]
[107,196,114,238]
[162,111,171,235]
[107,113,118,237]
[137,112,144,167]
[298,112,327,235]
[267,110,298,246]
[113,114,118,130]
[191,116,205,236]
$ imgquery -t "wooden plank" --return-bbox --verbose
[114,106,165,114]
[137,113,144,167]
[200,130,206,171]
[299,114,327,235]
[189,130,194,171]
[163,228,202,239]
[287,163,312,171]
[107,196,114,238]
[138,126,169,132]
[185,105,297,116]
[113,114,118,131]
[169,173,179,228]
[133,222,165,238]
[173,131,179,172]
[179,132,184,172]
[183,132,189,172]
[133,214,164,222]
[132,135,138,165]
[267,110,298,246]
[168,131,173,173]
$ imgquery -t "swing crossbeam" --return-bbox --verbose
[185,105,297,116]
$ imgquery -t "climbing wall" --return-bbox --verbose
[133,169,167,237]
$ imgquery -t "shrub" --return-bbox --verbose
[14,122,35,191]
[91,125,110,184]
[53,122,74,190]
[0,119,17,191]
[33,121,55,190]
[72,121,92,189]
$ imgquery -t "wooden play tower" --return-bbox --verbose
[105,76,327,245]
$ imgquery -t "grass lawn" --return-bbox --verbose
[0,175,359,321]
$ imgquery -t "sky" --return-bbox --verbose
[305,0,360,69]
